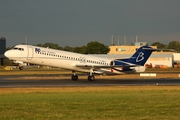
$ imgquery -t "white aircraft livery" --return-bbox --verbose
[4,44,156,81]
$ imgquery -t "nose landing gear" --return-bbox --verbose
[19,66,24,70]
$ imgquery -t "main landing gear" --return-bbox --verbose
[87,75,95,81]
[71,70,95,81]
[87,71,95,81]
[71,71,78,81]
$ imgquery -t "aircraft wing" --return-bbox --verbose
[75,64,137,68]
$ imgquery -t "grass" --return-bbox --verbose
[0,86,180,120]
[0,67,180,119]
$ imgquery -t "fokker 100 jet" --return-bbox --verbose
[4,44,156,81]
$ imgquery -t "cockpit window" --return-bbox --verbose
[13,47,18,50]
[18,48,24,51]
[12,47,24,51]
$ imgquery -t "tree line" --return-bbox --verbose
[151,41,180,52]
[35,41,110,54]
[35,40,180,53]
[6,40,180,53]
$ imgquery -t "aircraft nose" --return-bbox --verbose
[4,51,11,58]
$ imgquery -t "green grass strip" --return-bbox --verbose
[0,86,180,120]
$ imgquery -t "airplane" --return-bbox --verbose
[4,44,157,81]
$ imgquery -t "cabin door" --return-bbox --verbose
[27,47,33,60]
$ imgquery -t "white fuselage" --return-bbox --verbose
[4,45,145,75]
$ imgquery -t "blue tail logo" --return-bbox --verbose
[136,52,144,62]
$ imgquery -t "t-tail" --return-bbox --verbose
[117,46,157,66]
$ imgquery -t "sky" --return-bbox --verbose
[0,0,180,47]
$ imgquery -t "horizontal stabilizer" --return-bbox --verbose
[142,48,157,51]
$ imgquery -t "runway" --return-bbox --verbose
[0,75,180,87]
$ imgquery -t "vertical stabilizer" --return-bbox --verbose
[128,46,156,66]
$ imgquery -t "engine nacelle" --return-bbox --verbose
[110,60,146,73]
[113,67,131,71]
[110,60,123,66]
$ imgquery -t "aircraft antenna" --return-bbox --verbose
[25,36,28,45]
